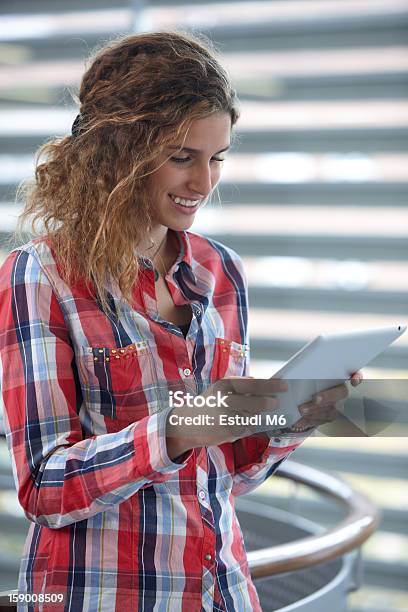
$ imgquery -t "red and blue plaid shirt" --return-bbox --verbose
[0,230,308,611]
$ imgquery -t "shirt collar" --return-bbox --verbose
[138,230,197,283]
[174,230,192,268]
[173,230,197,284]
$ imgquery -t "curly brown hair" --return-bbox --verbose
[15,30,240,315]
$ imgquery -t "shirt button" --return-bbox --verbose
[204,554,212,561]
[198,490,206,500]
[183,368,191,377]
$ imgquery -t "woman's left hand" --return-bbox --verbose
[294,370,364,431]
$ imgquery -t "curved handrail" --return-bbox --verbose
[247,460,381,579]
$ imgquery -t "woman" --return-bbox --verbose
[0,31,361,611]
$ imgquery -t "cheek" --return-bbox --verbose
[150,164,175,192]
[211,166,222,186]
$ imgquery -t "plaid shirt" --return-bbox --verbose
[0,231,308,611]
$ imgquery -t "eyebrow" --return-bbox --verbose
[168,145,231,154]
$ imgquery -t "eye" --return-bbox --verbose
[171,156,191,164]
[170,155,226,164]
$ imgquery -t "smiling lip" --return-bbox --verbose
[171,194,201,200]
[169,193,202,205]
[168,194,200,214]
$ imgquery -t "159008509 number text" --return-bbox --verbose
[8,593,64,604]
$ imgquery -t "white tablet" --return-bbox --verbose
[269,325,406,427]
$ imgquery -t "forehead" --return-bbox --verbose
[180,112,231,149]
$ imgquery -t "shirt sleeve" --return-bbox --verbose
[0,249,192,529]
[227,254,312,497]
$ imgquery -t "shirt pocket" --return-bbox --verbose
[210,337,248,383]
[78,341,159,423]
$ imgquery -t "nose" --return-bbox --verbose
[186,161,214,198]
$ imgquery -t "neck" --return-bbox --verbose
[139,226,169,260]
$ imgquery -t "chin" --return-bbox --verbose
[171,220,195,232]
[164,215,196,232]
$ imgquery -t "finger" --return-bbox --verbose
[299,403,338,419]
[300,405,337,425]
[312,383,348,405]
[291,417,310,429]
[350,371,363,387]
[321,405,338,423]
[228,377,288,396]
[298,402,316,415]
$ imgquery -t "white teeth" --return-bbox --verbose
[170,194,200,207]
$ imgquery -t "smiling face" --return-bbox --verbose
[146,112,231,234]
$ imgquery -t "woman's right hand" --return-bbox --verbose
[166,377,288,459]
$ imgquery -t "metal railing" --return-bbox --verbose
[247,461,380,580]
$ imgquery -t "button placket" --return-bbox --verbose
[196,462,215,577]
[172,335,196,391]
